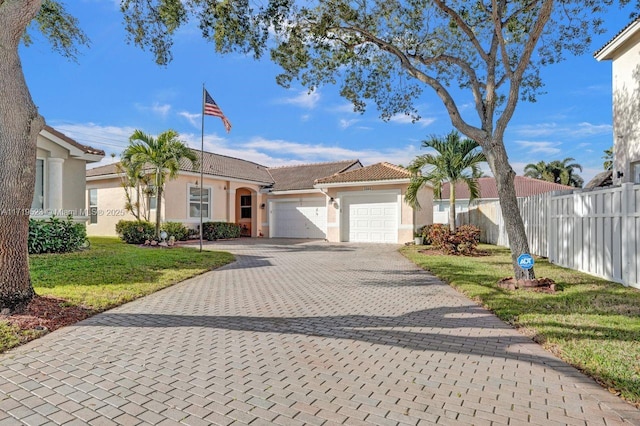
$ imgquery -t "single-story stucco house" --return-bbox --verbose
[33,125,105,221]
[86,150,433,244]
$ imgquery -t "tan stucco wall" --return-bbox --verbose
[610,29,640,184]
[86,177,137,236]
[63,158,88,213]
[414,185,434,229]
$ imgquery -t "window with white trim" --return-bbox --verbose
[88,189,98,224]
[633,161,640,184]
[31,159,44,210]
[188,185,210,219]
[147,184,157,210]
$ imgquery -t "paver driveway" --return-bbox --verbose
[0,240,638,426]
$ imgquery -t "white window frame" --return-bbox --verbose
[632,161,640,184]
[31,157,46,212]
[187,183,212,220]
[88,188,98,224]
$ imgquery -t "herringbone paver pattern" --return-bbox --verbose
[0,239,638,425]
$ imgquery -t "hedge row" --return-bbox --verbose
[115,220,242,244]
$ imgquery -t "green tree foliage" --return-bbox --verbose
[405,131,486,232]
[524,157,584,188]
[121,130,197,238]
[603,146,614,171]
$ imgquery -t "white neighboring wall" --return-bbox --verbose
[596,20,640,185]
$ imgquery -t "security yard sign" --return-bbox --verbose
[517,253,535,270]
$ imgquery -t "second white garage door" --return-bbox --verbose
[271,199,327,239]
[343,193,398,243]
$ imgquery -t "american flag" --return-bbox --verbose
[204,90,232,133]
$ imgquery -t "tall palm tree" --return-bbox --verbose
[122,129,197,238]
[405,131,486,232]
[524,158,583,188]
[523,161,554,181]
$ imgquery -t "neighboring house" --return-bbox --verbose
[86,151,433,244]
[32,125,105,221]
[433,176,573,224]
[585,170,613,189]
[595,18,640,185]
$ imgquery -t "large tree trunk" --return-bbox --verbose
[483,137,535,281]
[0,0,45,313]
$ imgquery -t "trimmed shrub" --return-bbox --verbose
[427,223,480,255]
[115,220,155,244]
[161,222,189,241]
[202,222,242,241]
[417,224,435,245]
[28,215,87,254]
[453,225,481,254]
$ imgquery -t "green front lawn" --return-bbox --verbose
[0,237,234,352]
[402,244,640,406]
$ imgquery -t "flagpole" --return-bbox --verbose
[199,84,205,253]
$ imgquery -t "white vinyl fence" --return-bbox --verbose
[458,183,640,289]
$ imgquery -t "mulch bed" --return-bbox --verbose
[417,247,491,257]
[497,277,557,293]
[0,296,95,334]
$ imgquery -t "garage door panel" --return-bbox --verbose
[344,193,398,243]
[273,200,327,239]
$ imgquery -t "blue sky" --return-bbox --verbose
[20,1,636,183]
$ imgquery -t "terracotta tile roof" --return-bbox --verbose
[267,160,361,191]
[87,149,273,184]
[440,176,574,200]
[315,162,411,185]
[43,125,105,156]
[594,18,640,58]
[187,151,272,184]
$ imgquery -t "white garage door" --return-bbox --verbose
[272,199,327,239]
[344,193,398,243]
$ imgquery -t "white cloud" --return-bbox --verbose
[277,89,321,109]
[339,118,360,129]
[178,111,201,128]
[514,121,612,138]
[515,140,562,155]
[50,122,135,157]
[135,102,172,118]
[388,113,436,127]
[575,122,612,136]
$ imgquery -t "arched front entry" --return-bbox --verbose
[235,188,257,237]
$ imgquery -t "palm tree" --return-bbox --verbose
[524,158,583,188]
[524,161,554,181]
[405,131,486,232]
[550,158,583,187]
[122,129,197,238]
